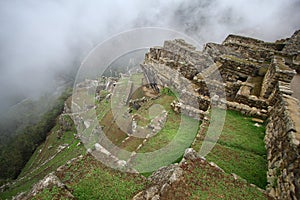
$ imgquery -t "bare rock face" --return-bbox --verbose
[31,173,65,194]
[148,164,183,186]
[132,164,183,200]
[13,173,74,200]
[132,148,228,200]
[182,148,199,161]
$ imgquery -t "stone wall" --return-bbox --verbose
[141,31,300,199]
[235,83,268,110]
[141,57,206,110]
[282,30,300,73]
[141,31,300,198]
[265,85,300,200]
[141,39,219,113]
[223,31,300,73]
[260,56,296,99]
[223,34,285,51]
[141,39,279,118]
[224,42,274,63]
[217,55,261,82]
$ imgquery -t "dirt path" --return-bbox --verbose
[286,96,300,140]
[291,74,300,100]
[289,74,300,141]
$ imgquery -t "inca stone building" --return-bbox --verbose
[141,30,300,200]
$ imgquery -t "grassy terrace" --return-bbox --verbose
[0,119,85,199]
[130,94,200,172]
[1,73,268,199]
[161,158,270,200]
[192,109,267,188]
[91,73,268,188]
[32,155,147,200]
[97,74,143,148]
[97,79,200,172]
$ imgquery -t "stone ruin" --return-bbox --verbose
[141,30,300,199]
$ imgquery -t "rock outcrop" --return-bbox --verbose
[12,173,74,200]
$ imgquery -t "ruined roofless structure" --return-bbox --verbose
[141,30,300,200]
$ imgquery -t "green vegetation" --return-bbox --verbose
[205,143,267,188]
[137,95,199,152]
[193,109,267,188]
[1,131,84,199]
[96,82,200,173]
[72,168,145,200]
[164,158,269,199]
[31,186,69,200]
[32,155,147,200]
[0,89,72,182]
[130,73,144,90]
[160,87,178,97]
[96,99,110,121]
[129,90,200,172]
[0,74,268,199]
[0,93,86,199]
[0,94,56,145]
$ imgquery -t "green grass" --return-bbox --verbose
[205,142,267,188]
[98,90,110,101]
[0,119,85,200]
[33,155,147,200]
[160,87,178,97]
[96,99,110,122]
[32,186,69,200]
[72,168,145,200]
[72,87,95,109]
[159,157,269,199]
[137,111,198,153]
[171,158,269,200]
[134,95,186,153]
[100,110,128,146]
[1,75,269,199]
[119,137,145,152]
[192,109,267,188]
[130,87,145,100]
[217,110,266,155]
[130,94,200,172]
[94,85,201,173]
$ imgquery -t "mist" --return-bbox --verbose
[0,0,299,113]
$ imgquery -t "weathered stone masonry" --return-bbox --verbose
[265,85,300,199]
[141,30,300,199]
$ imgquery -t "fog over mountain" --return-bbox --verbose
[0,0,299,113]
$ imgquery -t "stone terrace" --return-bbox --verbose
[141,30,300,199]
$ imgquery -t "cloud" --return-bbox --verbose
[0,0,299,111]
